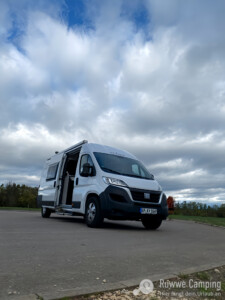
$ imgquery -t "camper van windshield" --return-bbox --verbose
[94,152,154,180]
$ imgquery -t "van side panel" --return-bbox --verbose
[73,185,102,214]
[38,153,63,207]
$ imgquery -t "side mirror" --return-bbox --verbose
[81,163,93,177]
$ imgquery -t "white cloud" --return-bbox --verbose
[0,0,225,203]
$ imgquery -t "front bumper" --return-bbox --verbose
[99,185,168,220]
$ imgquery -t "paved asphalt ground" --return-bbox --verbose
[0,210,225,300]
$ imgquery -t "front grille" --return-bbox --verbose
[130,188,161,203]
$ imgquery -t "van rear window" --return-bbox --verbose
[46,163,59,181]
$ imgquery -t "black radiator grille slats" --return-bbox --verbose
[130,188,161,203]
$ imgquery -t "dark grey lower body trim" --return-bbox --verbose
[72,201,81,209]
[36,195,42,208]
[42,200,55,206]
[99,185,168,220]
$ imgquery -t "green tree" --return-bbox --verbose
[217,204,225,218]
[0,183,38,208]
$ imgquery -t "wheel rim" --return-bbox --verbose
[87,202,96,223]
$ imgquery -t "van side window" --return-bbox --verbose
[46,163,59,181]
[80,154,95,176]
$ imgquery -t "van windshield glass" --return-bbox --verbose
[94,152,154,180]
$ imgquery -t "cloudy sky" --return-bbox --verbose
[1,0,225,204]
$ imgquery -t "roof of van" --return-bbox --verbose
[47,141,137,161]
[83,143,137,159]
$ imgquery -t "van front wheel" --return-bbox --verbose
[85,197,103,228]
[141,216,162,230]
[41,207,51,218]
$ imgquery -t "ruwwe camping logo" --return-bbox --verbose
[159,279,221,291]
[133,278,221,297]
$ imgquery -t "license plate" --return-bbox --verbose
[140,208,157,215]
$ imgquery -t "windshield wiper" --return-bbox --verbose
[101,167,122,175]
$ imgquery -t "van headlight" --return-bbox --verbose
[102,176,128,187]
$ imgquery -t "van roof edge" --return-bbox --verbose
[64,140,88,154]
[46,140,88,161]
[47,140,88,160]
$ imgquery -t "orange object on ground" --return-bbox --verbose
[167,196,175,214]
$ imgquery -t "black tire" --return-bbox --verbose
[141,216,162,230]
[41,207,51,218]
[85,197,103,228]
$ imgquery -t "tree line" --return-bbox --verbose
[174,201,225,218]
[0,183,38,208]
[0,183,224,217]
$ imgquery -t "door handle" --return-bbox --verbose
[54,181,56,188]
[76,178,79,185]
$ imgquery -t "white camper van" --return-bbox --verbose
[37,140,168,229]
